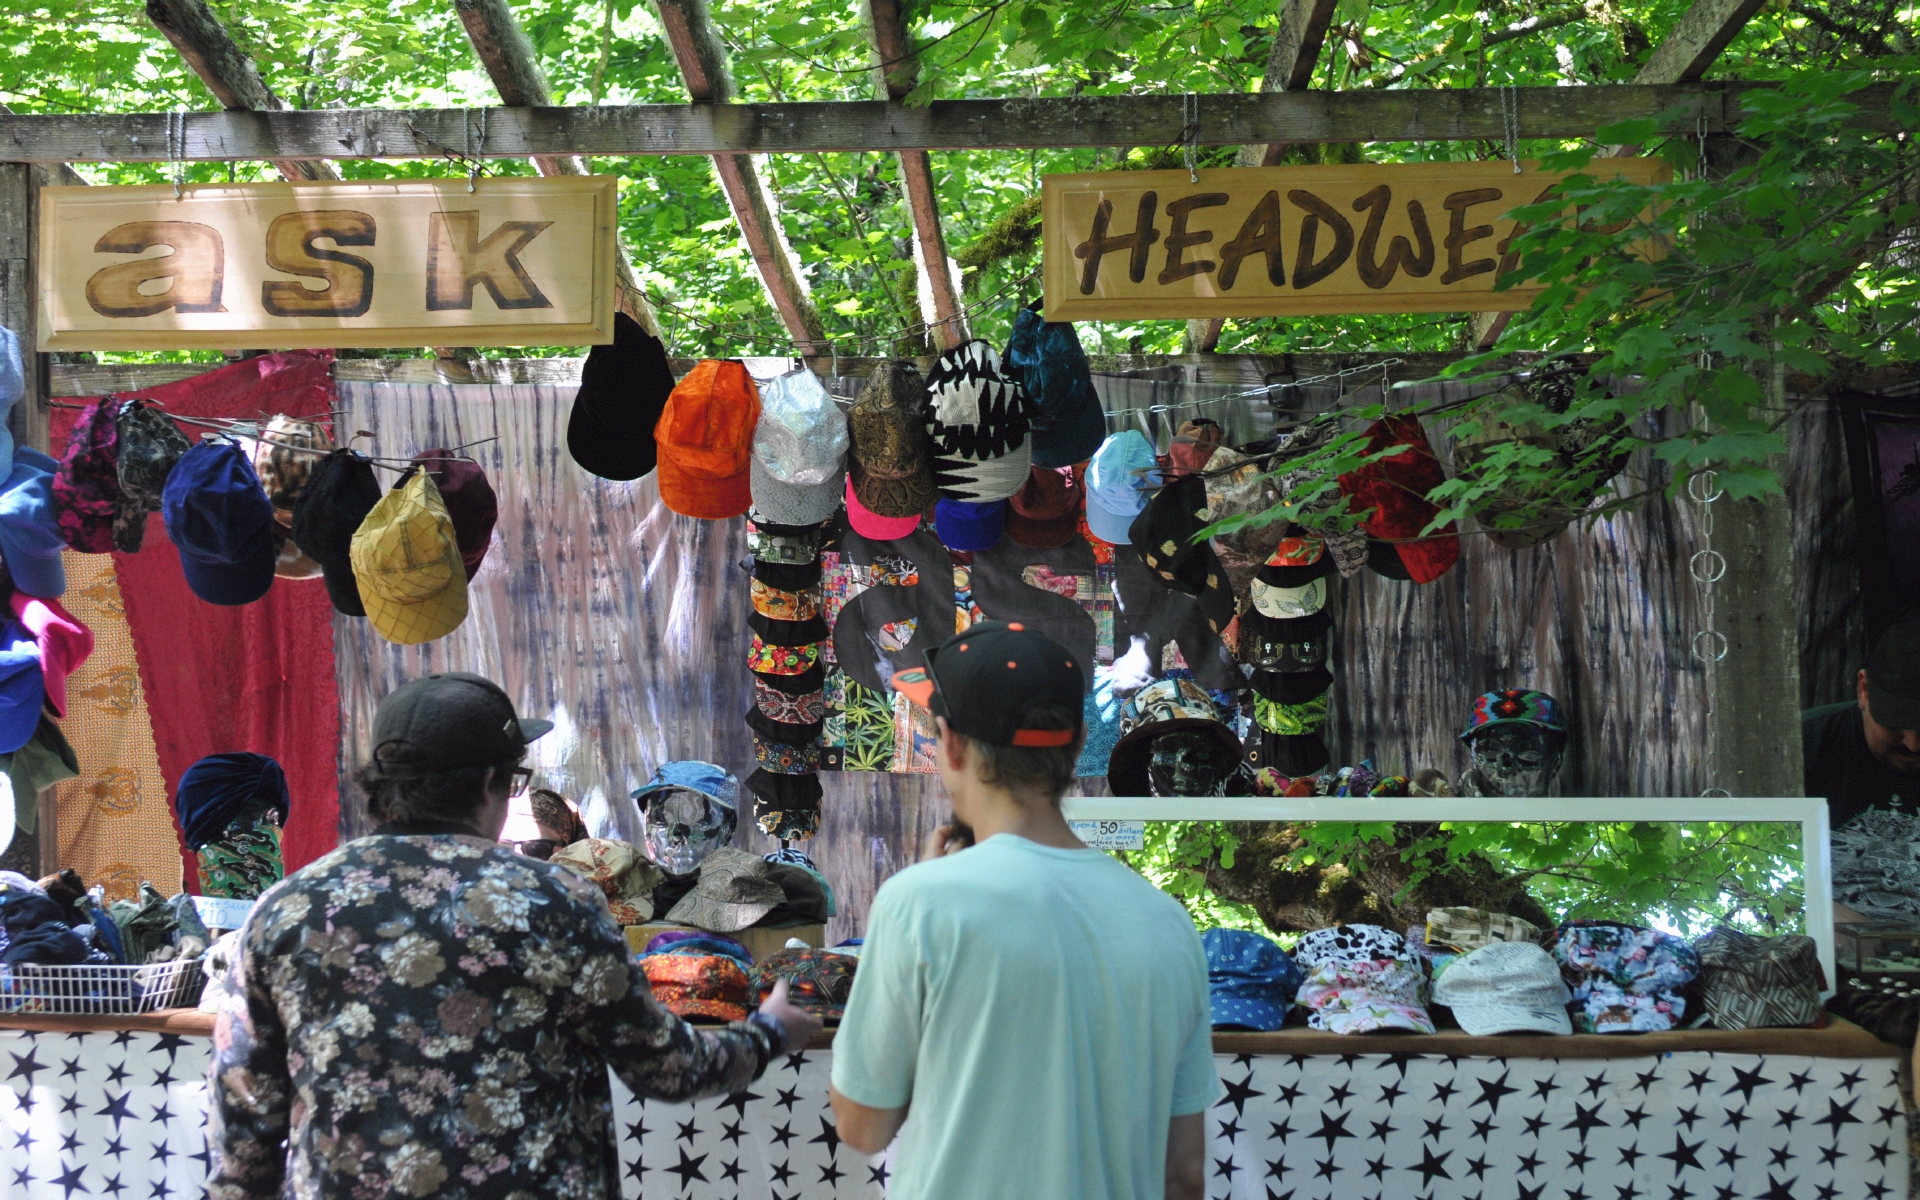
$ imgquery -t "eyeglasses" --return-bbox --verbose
[503,838,560,861]
[507,766,534,797]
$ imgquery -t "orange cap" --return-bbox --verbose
[655,360,762,519]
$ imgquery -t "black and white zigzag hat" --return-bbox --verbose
[925,339,1033,502]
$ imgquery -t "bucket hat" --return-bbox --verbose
[752,948,856,1020]
[848,361,937,518]
[290,450,383,617]
[1005,465,1084,549]
[926,339,1033,502]
[1003,308,1104,468]
[934,497,1006,552]
[8,595,91,719]
[1694,927,1823,1031]
[0,619,45,755]
[569,311,677,481]
[1204,928,1303,1031]
[1085,431,1160,544]
[1106,678,1243,796]
[1129,475,1234,633]
[642,954,753,1022]
[656,359,761,520]
[54,399,126,554]
[349,468,468,644]
[550,838,664,926]
[1433,941,1573,1036]
[1552,920,1699,1034]
[665,846,786,932]
[0,449,68,599]
[162,440,278,607]
[845,477,920,540]
[409,451,497,581]
[113,401,193,554]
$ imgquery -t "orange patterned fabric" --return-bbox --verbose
[52,552,179,902]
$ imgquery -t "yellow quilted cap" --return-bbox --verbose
[349,468,468,645]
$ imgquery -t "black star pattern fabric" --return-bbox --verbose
[0,1036,1909,1199]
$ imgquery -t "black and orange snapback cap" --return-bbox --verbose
[892,620,1086,747]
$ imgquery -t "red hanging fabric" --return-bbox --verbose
[51,351,343,888]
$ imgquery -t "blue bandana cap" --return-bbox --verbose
[1204,928,1303,1031]
[632,760,739,811]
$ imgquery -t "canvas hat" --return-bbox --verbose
[1553,920,1700,1034]
[1426,906,1543,951]
[1204,928,1302,1031]
[1866,620,1920,731]
[1338,414,1459,584]
[349,469,469,644]
[1129,475,1234,633]
[845,477,919,540]
[0,449,66,600]
[665,845,786,933]
[569,312,677,481]
[1106,678,1243,796]
[409,451,498,581]
[365,671,552,779]
[162,440,278,607]
[655,360,761,520]
[1694,927,1823,1031]
[1460,689,1568,742]
[54,399,126,554]
[892,620,1086,750]
[1005,465,1084,549]
[933,497,1005,552]
[8,595,91,719]
[642,953,754,1022]
[1085,432,1159,545]
[848,361,936,518]
[752,948,856,1020]
[926,340,1034,503]
[113,401,193,554]
[290,450,383,617]
[1003,307,1105,468]
[1433,941,1573,1036]
[0,620,45,755]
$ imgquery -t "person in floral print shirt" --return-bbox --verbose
[205,672,820,1200]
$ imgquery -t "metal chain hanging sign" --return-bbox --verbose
[1040,159,1667,321]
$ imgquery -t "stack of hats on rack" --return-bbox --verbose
[743,369,836,843]
[1239,528,1335,777]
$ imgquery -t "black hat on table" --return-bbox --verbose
[290,449,383,618]
[569,312,677,481]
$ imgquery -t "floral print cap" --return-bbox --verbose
[1552,920,1699,1034]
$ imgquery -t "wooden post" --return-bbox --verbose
[862,0,967,349]
[653,0,828,354]
[1187,0,1339,354]
[452,0,662,336]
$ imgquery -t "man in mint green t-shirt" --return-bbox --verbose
[830,621,1217,1200]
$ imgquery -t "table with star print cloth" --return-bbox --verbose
[0,1014,1909,1200]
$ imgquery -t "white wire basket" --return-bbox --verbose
[0,957,207,1016]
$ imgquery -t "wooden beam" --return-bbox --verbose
[451,0,661,337]
[1191,0,1342,352]
[863,0,966,349]
[1634,0,1769,84]
[4,83,1894,165]
[143,0,340,183]
[653,0,826,354]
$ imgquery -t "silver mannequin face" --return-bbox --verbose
[642,788,736,876]
[1466,724,1564,796]
[1148,731,1227,797]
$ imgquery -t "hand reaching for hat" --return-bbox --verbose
[758,978,824,1051]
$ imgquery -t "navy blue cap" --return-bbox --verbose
[933,497,1006,552]
[1204,928,1302,1031]
[162,440,277,606]
[0,618,45,755]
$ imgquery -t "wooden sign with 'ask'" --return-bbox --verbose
[1041,160,1667,321]
[37,176,617,350]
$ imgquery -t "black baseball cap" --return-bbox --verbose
[1868,621,1920,731]
[892,621,1085,747]
[367,672,554,777]
[568,312,676,481]
[290,449,383,618]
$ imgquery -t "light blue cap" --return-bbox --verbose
[632,760,740,811]
[1084,431,1159,544]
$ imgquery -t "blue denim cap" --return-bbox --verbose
[1084,431,1159,544]
[933,497,1006,552]
[0,449,65,599]
[0,618,45,755]
[1204,928,1303,1031]
[162,440,277,606]
[631,760,740,811]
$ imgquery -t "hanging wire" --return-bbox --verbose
[1181,93,1201,184]
[1101,357,1407,421]
[46,399,497,469]
[1500,84,1522,174]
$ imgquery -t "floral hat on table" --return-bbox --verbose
[1290,924,1435,1035]
[1552,920,1699,1034]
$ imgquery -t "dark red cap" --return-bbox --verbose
[411,451,497,581]
[892,621,1086,747]
[1005,464,1084,550]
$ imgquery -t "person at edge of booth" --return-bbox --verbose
[203,672,822,1200]
[1804,619,1920,836]
[830,620,1218,1200]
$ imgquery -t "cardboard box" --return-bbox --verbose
[625,923,825,963]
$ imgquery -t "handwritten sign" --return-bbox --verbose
[1070,819,1147,851]
[1041,160,1667,321]
[37,176,617,350]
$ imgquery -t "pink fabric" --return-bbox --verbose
[9,594,93,717]
[51,351,343,888]
[845,477,919,539]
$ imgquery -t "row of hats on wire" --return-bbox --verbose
[44,393,497,647]
[1206,915,1824,1037]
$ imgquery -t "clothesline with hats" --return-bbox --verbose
[44,399,502,471]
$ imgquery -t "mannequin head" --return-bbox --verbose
[1148,731,1229,797]
[641,787,737,876]
[1464,723,1565,796]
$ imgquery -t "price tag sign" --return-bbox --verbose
[193,895,256,931]
[1069,819,1146,851]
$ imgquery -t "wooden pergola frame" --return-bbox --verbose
[0,0,1905,877]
